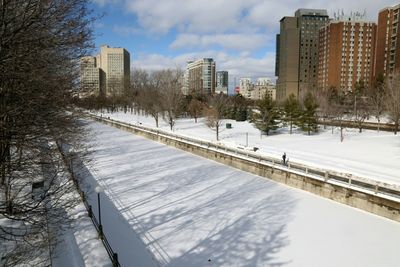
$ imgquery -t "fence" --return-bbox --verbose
[318,118,397,132]
[91,114,400,204]
[57,142,121,267]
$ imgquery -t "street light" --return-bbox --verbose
[95,185,104,239]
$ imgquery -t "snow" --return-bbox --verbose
[81,119,400,267]
[53,201,111,267]
[95,111,400,186]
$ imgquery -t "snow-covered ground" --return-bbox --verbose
[82,120,400,267]
[53,201,111,267]
[95,111,400,186]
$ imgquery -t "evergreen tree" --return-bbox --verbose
[253,93,279,135]
[235,106,248,121]
[283,93,300,134]
[227,94,248,121]
[299,91,319,135]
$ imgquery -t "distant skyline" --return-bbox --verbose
[90,0,397,92]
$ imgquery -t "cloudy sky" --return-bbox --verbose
[90,0,396,91]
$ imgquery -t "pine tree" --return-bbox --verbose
[235,106,248,121]
[299,91,319,135]
[253,93,279,135]
[283,93,300,134]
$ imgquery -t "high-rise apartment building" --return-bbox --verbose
[216,71,229,94]
[276,9,329,101]
[80,45,130,97]
[318,17,376,92]
[80,56,100,96]
[187,58,216,95]
[98,45,130,96]
[375,4,400,78]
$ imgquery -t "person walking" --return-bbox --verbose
[282,152,286,165]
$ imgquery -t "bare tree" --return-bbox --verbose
[353,95,370,133]
[384,72,400,134]
[130,68,150,113]
[0,0,95,265]
[136,87,163,127]
[350,81,370,133]
[331,95,349,142]
[188,98,205,123]
[160,69,184,130]
[369,76,385,132]
[204,95,228,141]
[316,87,337,130]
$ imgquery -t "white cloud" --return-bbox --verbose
[118,0,395,34]
[124,0,260,34]
[170,33,270,51]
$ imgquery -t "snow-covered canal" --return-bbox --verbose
[83,120,400,267]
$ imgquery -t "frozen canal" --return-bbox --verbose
[83,120,400,267]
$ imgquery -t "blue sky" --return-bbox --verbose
[90,0,396,91]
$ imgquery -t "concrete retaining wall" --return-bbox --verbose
[92,117,400,222]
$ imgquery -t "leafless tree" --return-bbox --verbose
[0,0,95,265]
[384,72,400,135]
[316,87,337,130]
[188,98,206,123]
[136,87,163,127]
[368,80,385,132]
[134,70,171,127]
[130,68,150,113]
[353,95,370,133]
[316,88,350,140]
[204,95,228,141]
[160,69,184,130]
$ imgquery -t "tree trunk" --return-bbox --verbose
[377,117,380,132]
[340,125,344,142]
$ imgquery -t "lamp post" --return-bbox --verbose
[95,185,104,239]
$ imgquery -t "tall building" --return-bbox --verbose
[216,71,229,94]
[80,56,100,96]
[375,4,400,78]
[276,9,329,101]
[187,58,216,95]
[98,45,130,96]
[318,16,376,92]
[80,45,130,97]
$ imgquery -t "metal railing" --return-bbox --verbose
[57,143,121,267]
[91,114,400,203]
